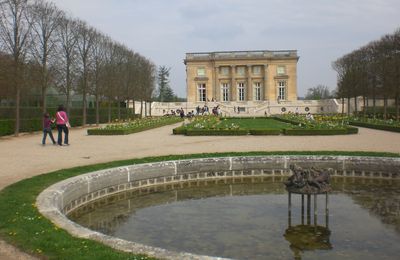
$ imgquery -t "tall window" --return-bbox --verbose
[278,81,286,101]
[238,82,245,101]
[197,67,206,77]
[221,83,230,101]
[254,82,261,101]
[253,66,261,75]
[198,83,206,101]
[236,66,245,76]
[220,67,229,76]
[277,66,286,75]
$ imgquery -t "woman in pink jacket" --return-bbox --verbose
[56,105,70,146]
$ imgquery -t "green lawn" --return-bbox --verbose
[223,118,292,129]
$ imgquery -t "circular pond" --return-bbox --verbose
[68,175,400,260]
[37,156,400,260]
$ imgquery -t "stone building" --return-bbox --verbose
[184,50,299,103]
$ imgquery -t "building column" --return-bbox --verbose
[231,65,236,101]
[263,64,269,101]
[247,65,253,101]
[214,66,219,101]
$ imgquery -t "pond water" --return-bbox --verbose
[69,176,400,260]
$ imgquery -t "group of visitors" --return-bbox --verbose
[42,105,70,146]
[196,105,210,115]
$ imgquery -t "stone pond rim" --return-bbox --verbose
[37,155,400,260]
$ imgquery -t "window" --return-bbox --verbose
[221,83,230,102]
[253,66,261,75]
[197,68,206,77]
[198,83,206,102]
[277,66,286,75]
[238,82,245,101]
[220,67,229,76]
[278,81,286,101]
[254,82,261,101]
[236,66,245,76]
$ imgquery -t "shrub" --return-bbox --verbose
[284,128,349,135]
[349,121,400,133]
[249,129,282,135]
[185,129,248,136]
[346,126,359,134]
[87,117,182,135]
[173,126,187,135]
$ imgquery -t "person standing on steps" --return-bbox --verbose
[56,105,70,146]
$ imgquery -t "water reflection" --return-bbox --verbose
[69,176,400,260]
[286,193,332,260]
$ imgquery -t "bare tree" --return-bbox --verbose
[54,14,78,115]
[76,20,96,125]
[29,0,62,113]
[0,0,33,135]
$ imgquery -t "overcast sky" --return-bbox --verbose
[51,0,400,97]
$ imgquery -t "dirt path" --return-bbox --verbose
[0,124,399,259]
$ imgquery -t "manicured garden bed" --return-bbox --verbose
[87,117,183,135]
[174,116,358,136]
[349,118,400,133]
[0,152,399,259]
[274,115,359,135]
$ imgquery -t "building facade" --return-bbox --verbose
[184,50,299,103]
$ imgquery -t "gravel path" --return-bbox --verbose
[0,123,399,259]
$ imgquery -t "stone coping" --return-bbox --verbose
[36,156,400,260]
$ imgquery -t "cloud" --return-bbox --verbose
[50,0,400,97]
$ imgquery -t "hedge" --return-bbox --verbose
[349,121,400,133]
[172,126,187,135]
[185,129,248,136]
[283,128,356,135]
[271,116,298,125]
[0,107,137,136]
[87,118,183,136]
[248,129,282,135]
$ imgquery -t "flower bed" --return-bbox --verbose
[274,114,358,135]
[349,118,400,133]
[173,116,288,136]
[87,117,183,135]
[174,115,358,136]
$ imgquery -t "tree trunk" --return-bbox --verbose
[149,101,152,117]
[363,96,366,117]
[354,96,358,115]
[14,87,21,136]
[13,62,20,136]
[132,98,136,119]
[383,96,388,120]
[145,102,147,117]
[41,64,48,114]
[82,91,87,126]
[107,99,112,123]
[117,99,121,120]
[341,97,345,116]
[396,94,399,121]
[95,94,99,126]
[347,97,351,116]
[140,100,143,118]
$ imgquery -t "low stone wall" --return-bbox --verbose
[36,156,400,260]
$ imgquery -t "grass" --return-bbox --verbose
[223,118,292,129]
[1,151,399,259]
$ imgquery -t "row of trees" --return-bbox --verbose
[333,29,400,119]
[304,85,335,100]
[0,0,156,135]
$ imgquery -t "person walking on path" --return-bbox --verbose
[42,112,56,145]
[56,105,70,146]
